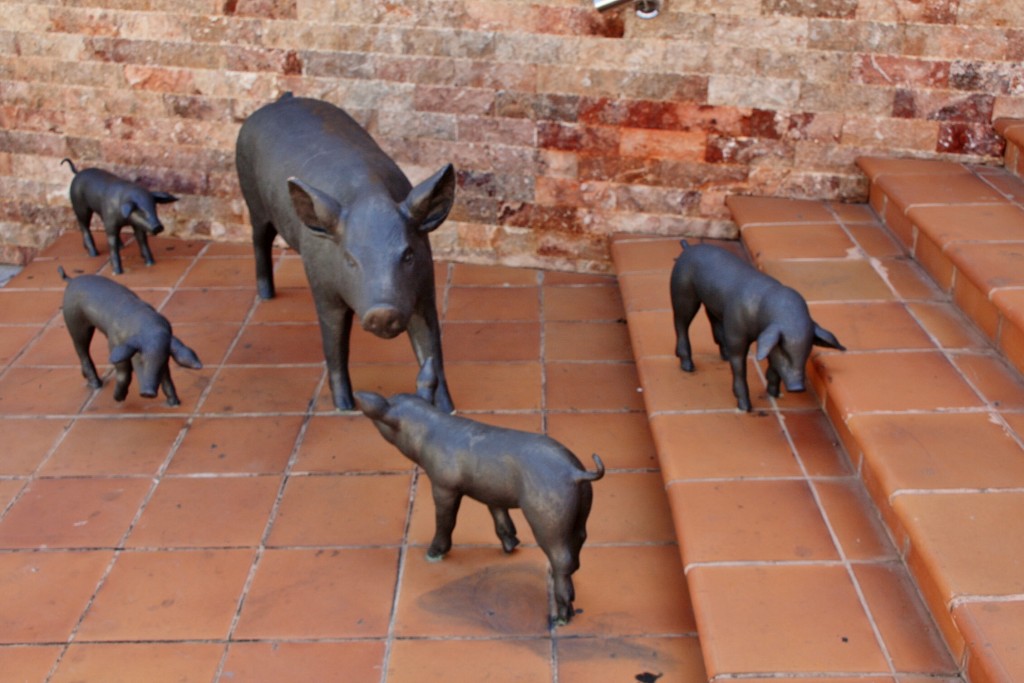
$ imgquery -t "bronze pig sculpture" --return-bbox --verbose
[235,93,456,412]
[59,267,202,406]
[62,158,179,275]
[670,240,845,412]
[355,360,604,626]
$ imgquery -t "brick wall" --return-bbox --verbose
[2,0,1022,271]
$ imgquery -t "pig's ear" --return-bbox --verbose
[170,337,203,369]
[403,164,455,233]
[109,342,138,365]
[288,178,344,239]
[812,323,846,351]
[152,192,179,204]
[755,324,783,361]
[415,358,439,402]
[120,201,136,219]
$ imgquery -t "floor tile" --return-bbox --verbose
[761,259,895,302]
[610,236,682,273]
[848,223,904,258]
[446,286,539,321]
[126,476,281,548]
[949,241,1024,292]
[269,255,309,289]
[83,368,212,416]
[545,362,644,412]
[543,283,625,321]
[291,413,413,473]
[226,323,324,365]
[587,472,677,543]
[908,203,1024,246]
[0,417,69,475]
[0,645,62,682]
[248,287,318,323]
[667,480,838,564]
[50,643,224,683]
[906,302,989,350]
[0,367,94,414]
[168,415,304,474]
[545,320,632,362]
[0,550,112,643]
[393,546,551,637]
[0,478,151,549]
[546,411,658,470]
[0,479,26,511]
[78,548,254,641]
[99,256,193,288]
[637,354,764,413]
[726,195,836,225]
[650,412,801,481]
[953,600,1024,683]
[814,351,985,415]
[570,545,696,636]
[616,270,672,313]
[233,547,398,639]
[0,290,63,324]
[332,362,423,407]
[622,308,680,359]
[853,563,958,675]
[815,480,896,561]
[266,473,411,547]
[160,287,255,324]
[880,257,945,301]
[781,411,854,477]
[169,322,241,368]
[40,417,185,476]
[178,257,252,288]
[688,564,889,676]
[0,324,47,366]
[743,223,857,260]
[12,321,81,367]
[347,325,421,364]
[202,366,322,414]
[808,302,935,351]
[440,362,542,411]
[849,413,1024,493]
[894,492,1024,599]
[385,638,551,683]
[876,170,1003,210]
[220,641,387,683]
[442,321,540,361]
[557,636,706,683]
[450,262,539,286]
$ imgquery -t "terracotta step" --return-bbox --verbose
[611,227,961,681]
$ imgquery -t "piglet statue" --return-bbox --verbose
[236,93,455,413]
[355,359,604,626]
[59,267,202,406]
[670,240,845,412]
[62,159,179,275]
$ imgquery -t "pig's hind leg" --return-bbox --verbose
[488,507,520,553]
[71,203,99,257]
[159,367,182,407]
[671,290,701,372]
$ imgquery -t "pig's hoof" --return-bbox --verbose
[679,359,695,372]
[425,550,446,563]
[500,536,520,553]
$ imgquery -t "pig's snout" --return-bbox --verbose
[362,306,406,339]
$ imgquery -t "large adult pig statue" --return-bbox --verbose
[235,93,456,412]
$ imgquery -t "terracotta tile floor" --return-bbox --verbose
[0,232,705,682]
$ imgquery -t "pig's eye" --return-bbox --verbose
[401,247,414,265]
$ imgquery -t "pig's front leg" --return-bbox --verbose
[160,368,182,407]
[488,507,520,553]
[427,487,463,561]
[112,361,133,402]
[765,364,782,398]
[316,304,355,411]
[133,226,156,266]
[105,228,125,275]
[67,325,102,388]
[727,351,753,412]
[408,306,454,413]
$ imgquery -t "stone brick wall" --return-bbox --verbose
[2,0,1022,271]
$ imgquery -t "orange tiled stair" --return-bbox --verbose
[612,119,1024,683]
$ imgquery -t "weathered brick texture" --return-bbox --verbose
[1,0,1021,271]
